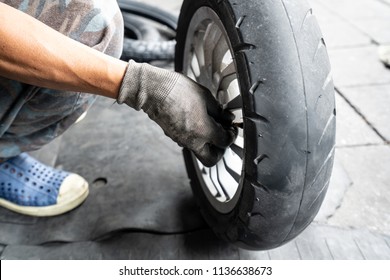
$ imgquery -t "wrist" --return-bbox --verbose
[105,58,128,99]
[117,60,181,111]
[117,60,143,108]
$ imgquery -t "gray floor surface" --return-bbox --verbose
[2,225,390,260]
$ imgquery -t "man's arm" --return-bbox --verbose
[0,3,235,166]
[0,2,127,98]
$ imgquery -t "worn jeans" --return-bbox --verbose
[0,0,124,159]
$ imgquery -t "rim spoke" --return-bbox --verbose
[188,69,196,81]
[198,165,218,197]
[218,61,237,92]
[215,162,231,200]
[221,61,236,77]
[216,160,238,199]
[224,94,242,110]
[223,148,242,175]
[219,73,237,92]
[210,166,227,200]
[233,109,244,131]
[223,157,241,183]
[203,23,223,76]
[230,143,244,159]
[190,55,200,78]
[234,135,244,148]
[193,31,205,69]
[212,36,229,76]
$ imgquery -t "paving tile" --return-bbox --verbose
[328,46,390,87]
[352,18,390,44]
[325,236,365,260]
[354,231,390,259]
[294,238,333,260]
[382,0,390,6]
[309,1,371,48]
[316,0,390,20]
[319,20,372,49]
[340,84,390,141]
[300,224,390,259]
[329,145,390,234]
[315,157,352,222]
[267,241,302,260]
[308,0,341,25]
[296,225,335,259]
[334,94,382,146]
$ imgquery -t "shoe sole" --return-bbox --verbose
[0,181,89,217]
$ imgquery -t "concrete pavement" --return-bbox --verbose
[309,0,390,235]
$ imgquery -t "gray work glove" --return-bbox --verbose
[117,60,236,167]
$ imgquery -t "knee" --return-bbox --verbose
[9,0,124,58]
[72,0,124,58]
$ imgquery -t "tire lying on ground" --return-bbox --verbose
[121,14,176,62]
[175,0,336,250]
[119,0,177,62]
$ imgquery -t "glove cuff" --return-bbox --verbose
[117,60,180,112]
[117,60,142,108]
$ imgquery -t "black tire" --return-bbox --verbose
[175,0,336,250]
[121,16,176,63]
[122,39,175,62]
[118,0,178,30]
[123,13,162,42]
[119,1,177,62]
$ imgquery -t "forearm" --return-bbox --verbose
[0,3,127,99]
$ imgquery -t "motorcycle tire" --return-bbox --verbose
[175,0,336,250]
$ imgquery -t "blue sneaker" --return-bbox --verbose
[0,153,89,216]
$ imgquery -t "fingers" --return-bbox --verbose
[204,91,222,117]
[191,117,237,167]
[207,119,237,149]
[217,109,236,128]
[188,77,236,127]
[189,82,237,166]
[167,77,239,167]
[194,144,226,167]
[204,90,235,126]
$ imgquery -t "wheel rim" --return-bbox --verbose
[183,7,244,213]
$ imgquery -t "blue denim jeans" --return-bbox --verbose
[0,0,124,158]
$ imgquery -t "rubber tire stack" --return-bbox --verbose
[119,0,177,62]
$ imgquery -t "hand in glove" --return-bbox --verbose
[117,60,236,167]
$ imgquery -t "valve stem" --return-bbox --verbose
[232,122,244,129]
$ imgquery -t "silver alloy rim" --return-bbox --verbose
[183,7,244,213]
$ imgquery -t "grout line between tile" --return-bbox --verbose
[313,0,380,44]
[336,88,389,143]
